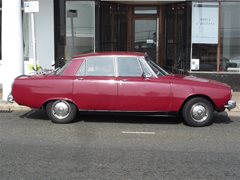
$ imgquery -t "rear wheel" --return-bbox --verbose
[182,97,214,127]
[46,100,77,124]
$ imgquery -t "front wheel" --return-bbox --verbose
[46,100,77,124]
[182,97,214,127]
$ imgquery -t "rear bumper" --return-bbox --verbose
[224,100,236,110]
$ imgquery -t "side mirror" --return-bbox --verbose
[142,72,151,79]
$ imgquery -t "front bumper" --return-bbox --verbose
[224,100,236,110]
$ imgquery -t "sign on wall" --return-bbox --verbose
[192,2,219,44]
[24,1,39,13]
[191,59,200,70]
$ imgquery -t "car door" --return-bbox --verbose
[116,56,171,112]
[73,56,118,110]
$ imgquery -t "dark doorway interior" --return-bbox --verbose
[165,2,191,74]
[100,3,128,52]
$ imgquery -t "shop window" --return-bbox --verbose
[192,44,217,71]
[221,2,240,73]
[65,1,95,60]
[191,2,219,72]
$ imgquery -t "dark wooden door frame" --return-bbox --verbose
[126,5,165,65]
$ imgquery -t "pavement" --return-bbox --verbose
[0,87,239,112]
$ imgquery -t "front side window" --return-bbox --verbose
[85,57,115,76]
[117,57,143,77]
[145,56,169,76]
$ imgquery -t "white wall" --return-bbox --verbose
[0,0,54,86]
[25,0,54,70]
[33,0,55,69]
[1,0,23,100]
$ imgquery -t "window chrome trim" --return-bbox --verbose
[138,56,157,78]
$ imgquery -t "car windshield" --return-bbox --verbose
[145,56,169,76]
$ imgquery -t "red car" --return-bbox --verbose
[11,52,236,127]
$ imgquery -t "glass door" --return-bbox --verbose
[134,19,158,61]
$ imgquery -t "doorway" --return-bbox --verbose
[164,3,191,73]
[99,3,128,52]
[131,6,160,62]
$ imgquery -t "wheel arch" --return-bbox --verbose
[41,98,77,110]
[178,94,216,114]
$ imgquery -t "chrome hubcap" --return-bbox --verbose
[52,100,70,119]
[191,104,208,122]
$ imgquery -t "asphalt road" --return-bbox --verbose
[0,110,240,180]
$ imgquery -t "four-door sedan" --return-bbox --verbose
[11,52,236,127]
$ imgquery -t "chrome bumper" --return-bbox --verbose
[224,100,236,110]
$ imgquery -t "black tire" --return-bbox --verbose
[182,97,214,127]
[46,100,77,124]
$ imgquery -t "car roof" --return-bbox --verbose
[72,52,145,59]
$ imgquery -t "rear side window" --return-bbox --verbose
[117,57,143,77]
[77,56,115,77]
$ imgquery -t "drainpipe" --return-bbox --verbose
[1,0,24,101]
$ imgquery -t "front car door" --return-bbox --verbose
[73,56,118,110]
[116,56,171,112]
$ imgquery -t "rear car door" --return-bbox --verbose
[73,56,118,110]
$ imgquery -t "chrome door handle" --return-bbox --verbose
[77,77,84,80]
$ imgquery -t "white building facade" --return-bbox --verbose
[0,0,54,100]
[1,0,240,100]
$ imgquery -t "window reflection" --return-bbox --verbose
[221,2,240,72]
[86,57,115,77]
[192,44,217,71]
[117,57,143,77]
[65,1,95,60]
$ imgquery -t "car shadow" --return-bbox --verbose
[19,110,233,125]
[20,110,182,124]
[20,109,49,121]
[212,111,233,124]
[76,113,183,125]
